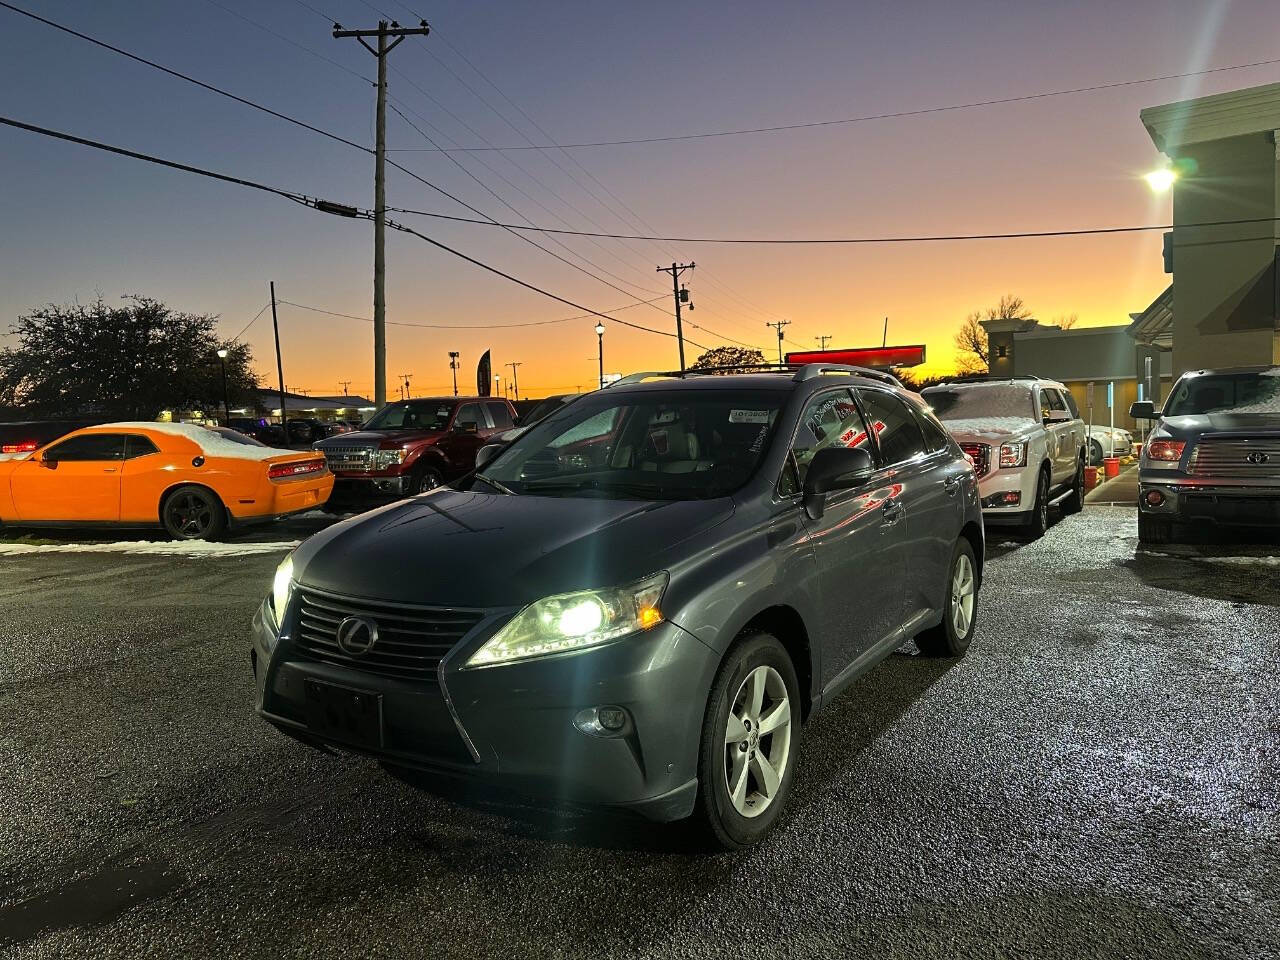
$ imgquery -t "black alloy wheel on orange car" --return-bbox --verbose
[162,485,227,541]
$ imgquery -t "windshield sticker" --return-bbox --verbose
[730,409,770,424]
[437,406,451,416]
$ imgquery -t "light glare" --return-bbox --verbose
[1144,168,1177,192]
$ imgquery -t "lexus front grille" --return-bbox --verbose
[291,586,484,682]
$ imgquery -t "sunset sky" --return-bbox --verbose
[2,0,1277,399]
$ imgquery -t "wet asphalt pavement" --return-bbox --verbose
[1,506,1277,959]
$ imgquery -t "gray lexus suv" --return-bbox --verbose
[250,364,984,848]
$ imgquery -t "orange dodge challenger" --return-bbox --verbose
[0,422,333,540]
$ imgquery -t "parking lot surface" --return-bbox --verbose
[1,506,1277,958]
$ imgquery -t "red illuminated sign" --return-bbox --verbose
[785,345,927,369]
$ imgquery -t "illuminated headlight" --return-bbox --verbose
[466,572,668,668]
[373,448,408,469]
[271,554,294,624]
[998,442,1028,468]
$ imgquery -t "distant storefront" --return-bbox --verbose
[982,318,1171,430]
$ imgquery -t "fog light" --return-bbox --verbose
[1145,490,1165,507]
[982,491,1022,508]
[573,705,630,737]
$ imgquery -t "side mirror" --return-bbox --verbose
[455,420,479,434]
[803,447,874,517]
[1129,400,1156,420]
[1043,409,1071,424]
[475,443,503,471]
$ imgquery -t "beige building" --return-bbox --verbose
[1138,81,1280,376]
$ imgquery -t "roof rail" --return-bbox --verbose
[607,363,906,388]
[924,375,1044,387]
[792,364,904,387]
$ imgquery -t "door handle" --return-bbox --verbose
[881,498,903,525]
[102,467,118,473]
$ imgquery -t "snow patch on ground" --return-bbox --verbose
[1146,550,1280,567]
[0,539,298,558]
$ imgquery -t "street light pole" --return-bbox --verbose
[215,349,230,425]
[448,351,460,397]
[595,322,605,389]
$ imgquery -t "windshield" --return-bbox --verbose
[1164,370,1280,415]
[922,383,1036,421]
[479,389,786,500]
[362,400,455,431]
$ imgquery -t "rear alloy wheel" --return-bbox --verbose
[696,632,800,850]
[1061,458,1085,515]
[161,485,226,541]
[916,538,978,657]
[1023,469,1050,539]
[1138,512,1174,545]
[1088,438,1104,466]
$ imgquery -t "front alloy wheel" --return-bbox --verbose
[724,665,792,819]
[696,631,800,849]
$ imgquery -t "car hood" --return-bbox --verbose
[315,429,444,448]
[1157,413,1280,439]
[938,416,1040,444]
[292,489,735,608]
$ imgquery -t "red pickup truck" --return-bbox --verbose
[314,396,517,506]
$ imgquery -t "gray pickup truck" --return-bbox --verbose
[1131,366,1280,543]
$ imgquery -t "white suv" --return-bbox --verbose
[921,377,1087,538]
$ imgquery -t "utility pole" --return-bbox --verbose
[882,316,889,347]
[398,373,413,400]
[815,334,833,350]
[766,319,791,365]
[338,379,352,397]
[448,352,460,397]
[505,362,522,401]
[270,281,287,436]
[657,261,695,370]
[333,17,430,410]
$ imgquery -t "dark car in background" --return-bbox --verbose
[312,396,518,506]
[1132,365,1280,543]
[253,365,983,848]
[227,417,286,446]
[0,418,104,457]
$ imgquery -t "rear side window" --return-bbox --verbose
[911,403,953,453]
[44,434,126,462]
[856,389,928,466]
[124,435,160,459]
[486,402,514,430]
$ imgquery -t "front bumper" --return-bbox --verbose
[975,466,1038,523]
[251,600,716,821]
[329,475,411,502]
[1138,475,1280,527]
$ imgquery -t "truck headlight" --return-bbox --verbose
[271,554,295,624]
[998,442,1027,468]
[373,448,408,469]
[466,572,668,668]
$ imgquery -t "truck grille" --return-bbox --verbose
[321,445,374,472]
[960,442,990,478]
[291,586,485,682]
[1188,437,1280,478]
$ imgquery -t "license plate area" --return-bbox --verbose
[304,678,383,749]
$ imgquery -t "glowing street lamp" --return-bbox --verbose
[595,322,605,390]
[215,348,231,425]
[1144,167,1178,193]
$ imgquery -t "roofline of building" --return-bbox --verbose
[1141,80,1280,154]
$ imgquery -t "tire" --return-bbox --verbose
[1022,468,1050,539]
[1138,512,1173,544]
[407,464,445,496]
[1088,438,1104,466]
[1061,457,1085,515]
[915,538,979,658]
[694,632,801,851]
[161,485,227,541]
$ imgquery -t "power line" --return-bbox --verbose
[278,296,666,329]
[384,55,1280,152]
[230,301,273,341]
[387,205,1280,245]
[0,112,703,347]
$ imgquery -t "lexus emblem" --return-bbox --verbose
[335,616,379,656]
[1246,451,1270,465]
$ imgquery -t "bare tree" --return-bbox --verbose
[953,294,1033,375]
[1052,313,1079,330]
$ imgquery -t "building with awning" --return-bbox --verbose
[247,389,374,422]
[1135,81,1280,377]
